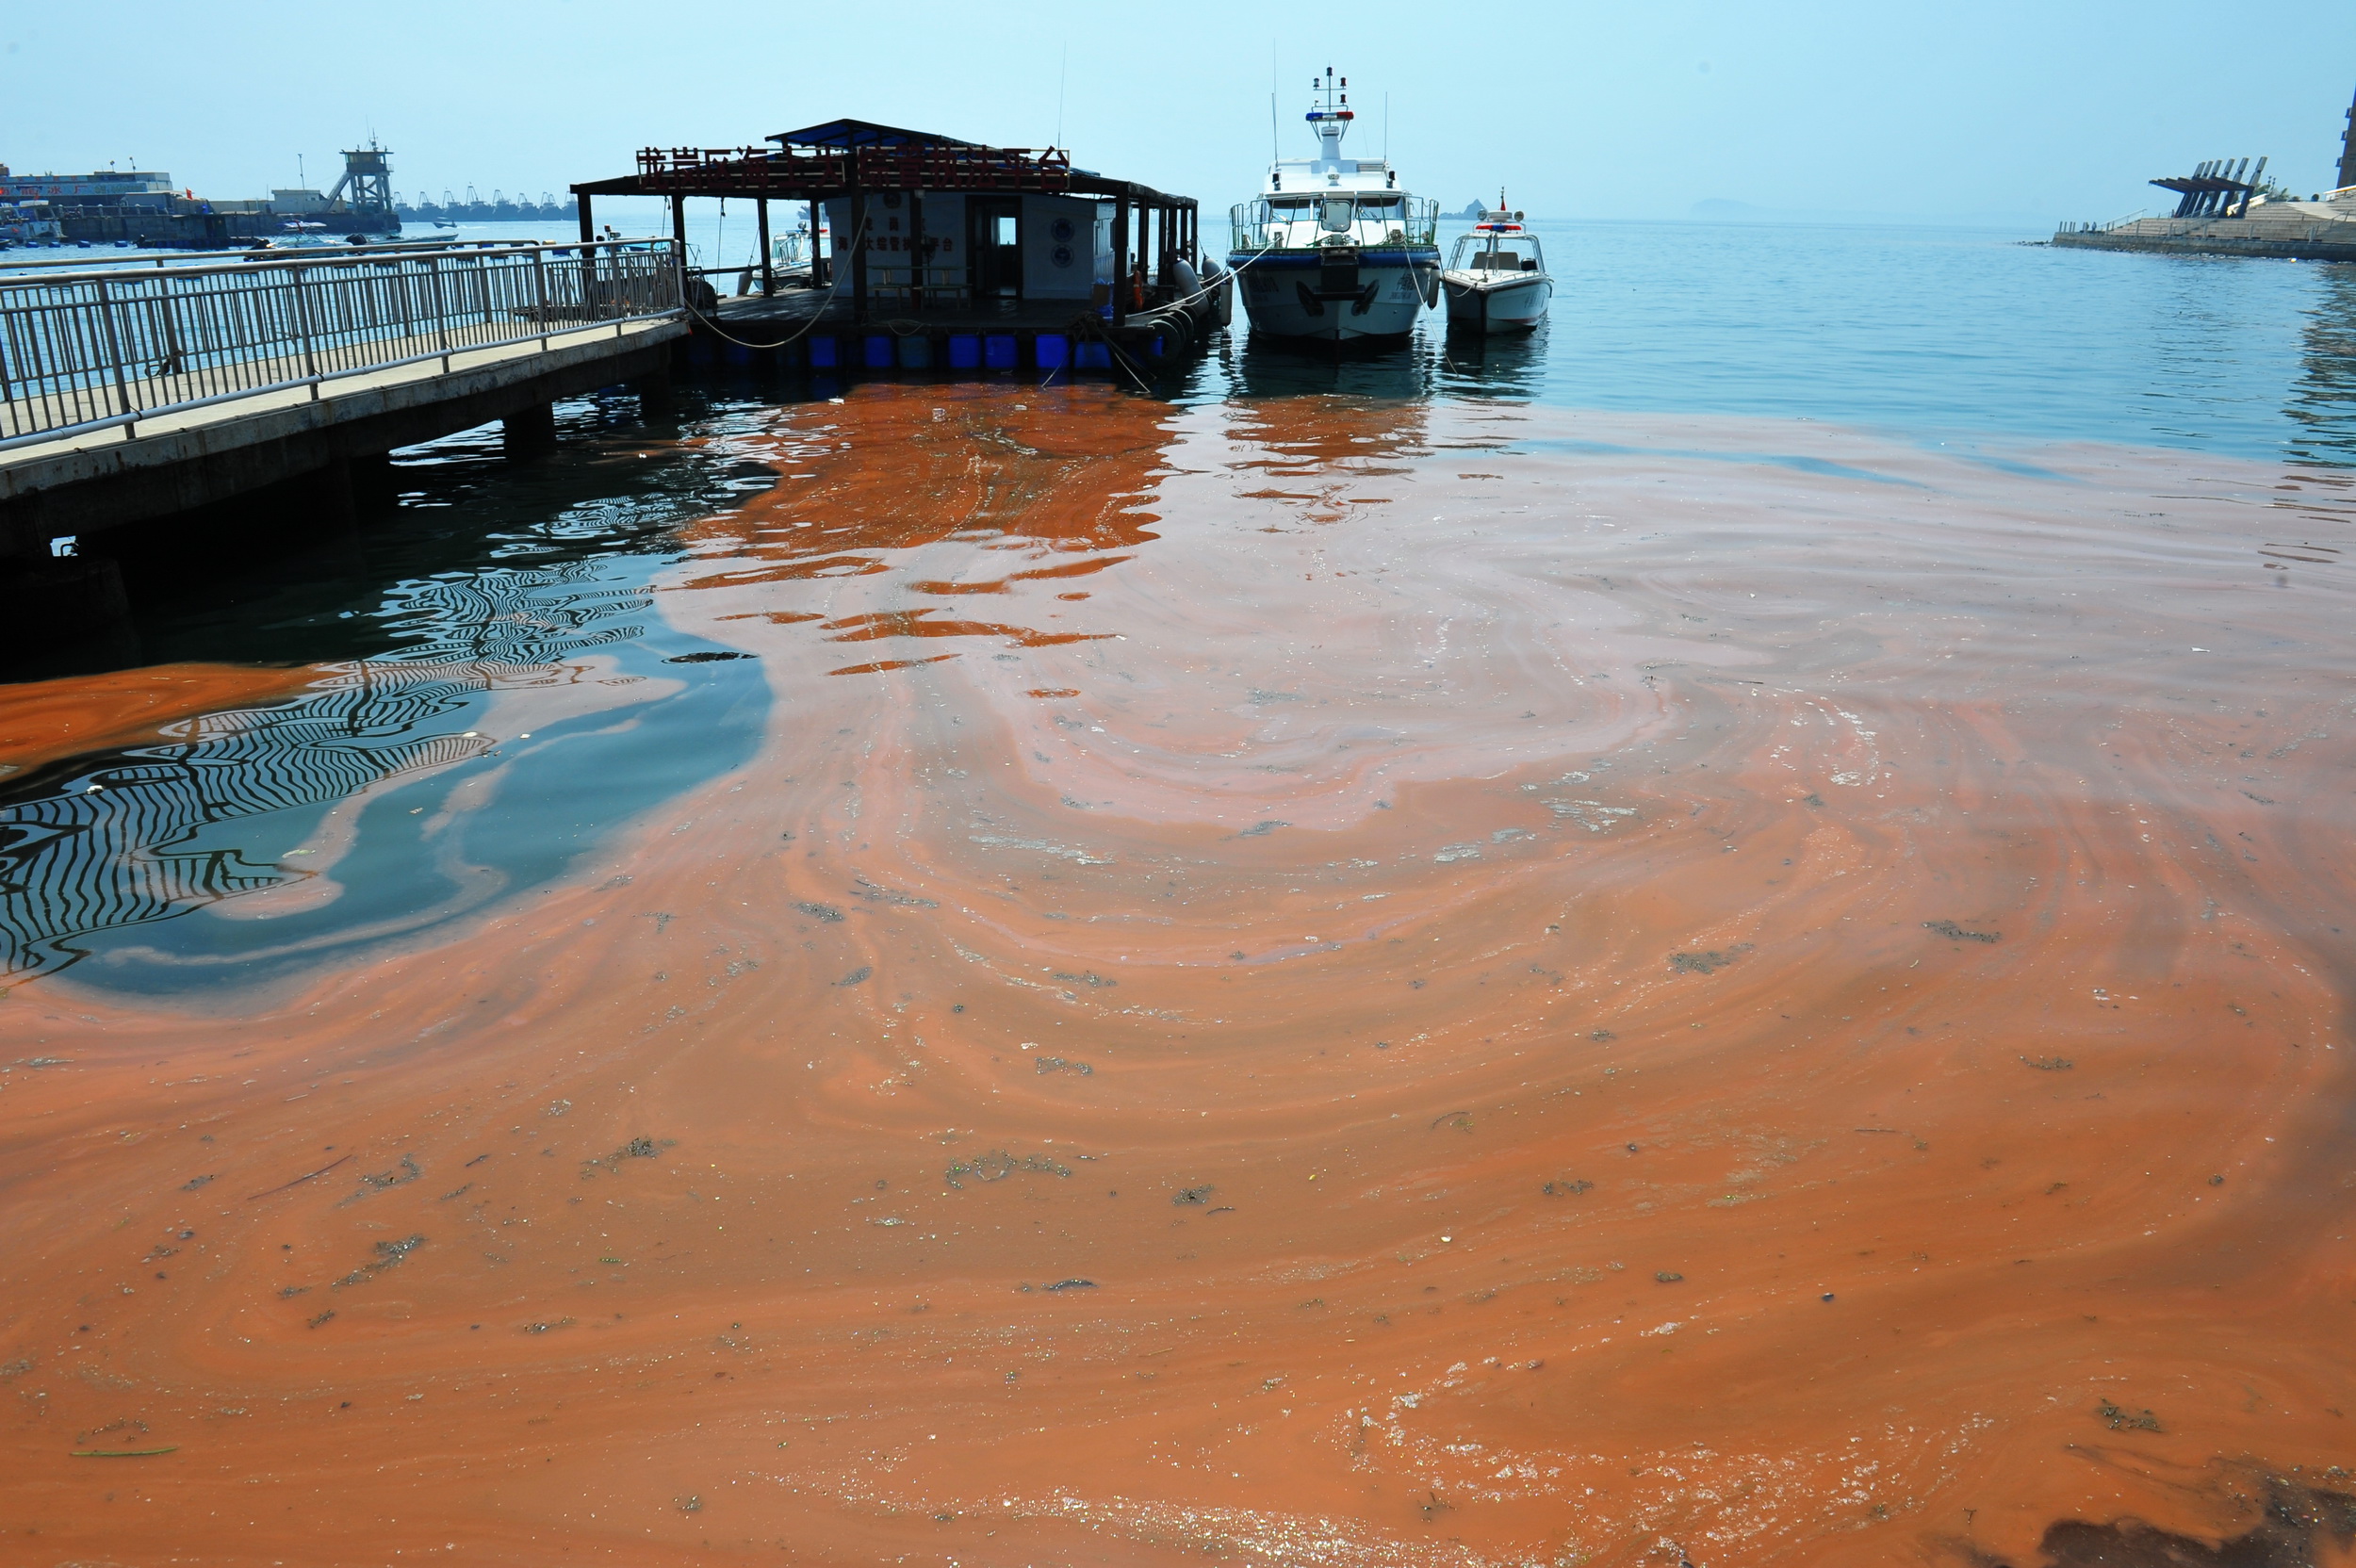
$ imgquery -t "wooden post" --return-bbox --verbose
[577,191,594,244]
[907,188,925,311]
[851,189,869,323]
[1111,195,1129,325]
[757,197,774,296]
[670,194,687,306]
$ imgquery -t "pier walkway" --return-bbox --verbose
[2052,201,2356,264]
[0,239,686,561]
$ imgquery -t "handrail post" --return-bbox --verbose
[289,266,321,398]
[532,245,550,351]
[93,276,138,436]
[428,256,453,371]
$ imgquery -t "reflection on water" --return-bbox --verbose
[0,556,767,994]
[1436,318,1551,400]
[0,394,796,991]
[1183,220,2356,466]
[2286,266,2356,468]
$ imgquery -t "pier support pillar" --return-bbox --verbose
[0,553,134,652]
[312,455,360,530]
[502,401,558,461]
[347,451,399,515]
[851,189,869,324]
[633,371,675,421]
[578,191,594,244]
[1112,195,1129,326]
[757,199,774,296]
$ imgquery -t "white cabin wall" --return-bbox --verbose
[1022,194,1098,300]
[820,192,967,282]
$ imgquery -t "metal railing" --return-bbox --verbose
[0,235,598,277]
[2054,210,2356,244]
[0,238,680,451]
[1228,196,1440,253]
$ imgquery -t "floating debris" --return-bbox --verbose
[1034,1056,1095,1076]
[335,1233,426,1290]
[246,1153,352,1201]
[1044,1279,1098,1292]
[853,876,939,908]
[1924,920,2001,943]
[1543,1180,1594,1197]
[347,1153,421,1201]
[943,1150,1071,1190]
[1170,1185,1215,1205]
[582,1135,673,1177]
[835,965,873,987]
[2096,1397,2163,1432]
[795,902,845,923]
[1670,945,1751,974]
[665,650,751,663]
[2021,1055,2074,1071]
[969,832,1113,865]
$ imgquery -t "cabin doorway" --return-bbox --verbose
[969,198,1023,300]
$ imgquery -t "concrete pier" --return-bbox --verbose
[2053,201,2356,264]
[0,316,684,560]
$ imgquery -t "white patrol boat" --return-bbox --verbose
[1227,68,1439,343]
[1441,200,1551,334]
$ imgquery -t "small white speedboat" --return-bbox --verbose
[1442,204,1550,334]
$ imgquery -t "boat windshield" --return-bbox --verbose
[1448,232,1544,271]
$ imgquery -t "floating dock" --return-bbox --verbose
[573,118,1224,373]
[690,291,1206,376]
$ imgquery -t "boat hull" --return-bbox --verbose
[1229,248,1439,341]
[1442,271,1551,333]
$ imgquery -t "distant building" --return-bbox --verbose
[0,166,176,208]
[2341,81,2356,190]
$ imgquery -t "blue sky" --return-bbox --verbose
[7,1,2354,226]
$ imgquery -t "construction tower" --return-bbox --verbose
[327,139,394,215]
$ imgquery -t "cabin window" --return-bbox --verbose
[993,214,1018,247]
[1319,197,1355,233]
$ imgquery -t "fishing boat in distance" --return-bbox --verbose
[1442,199,1551,334]
[1228,67,1439,343]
